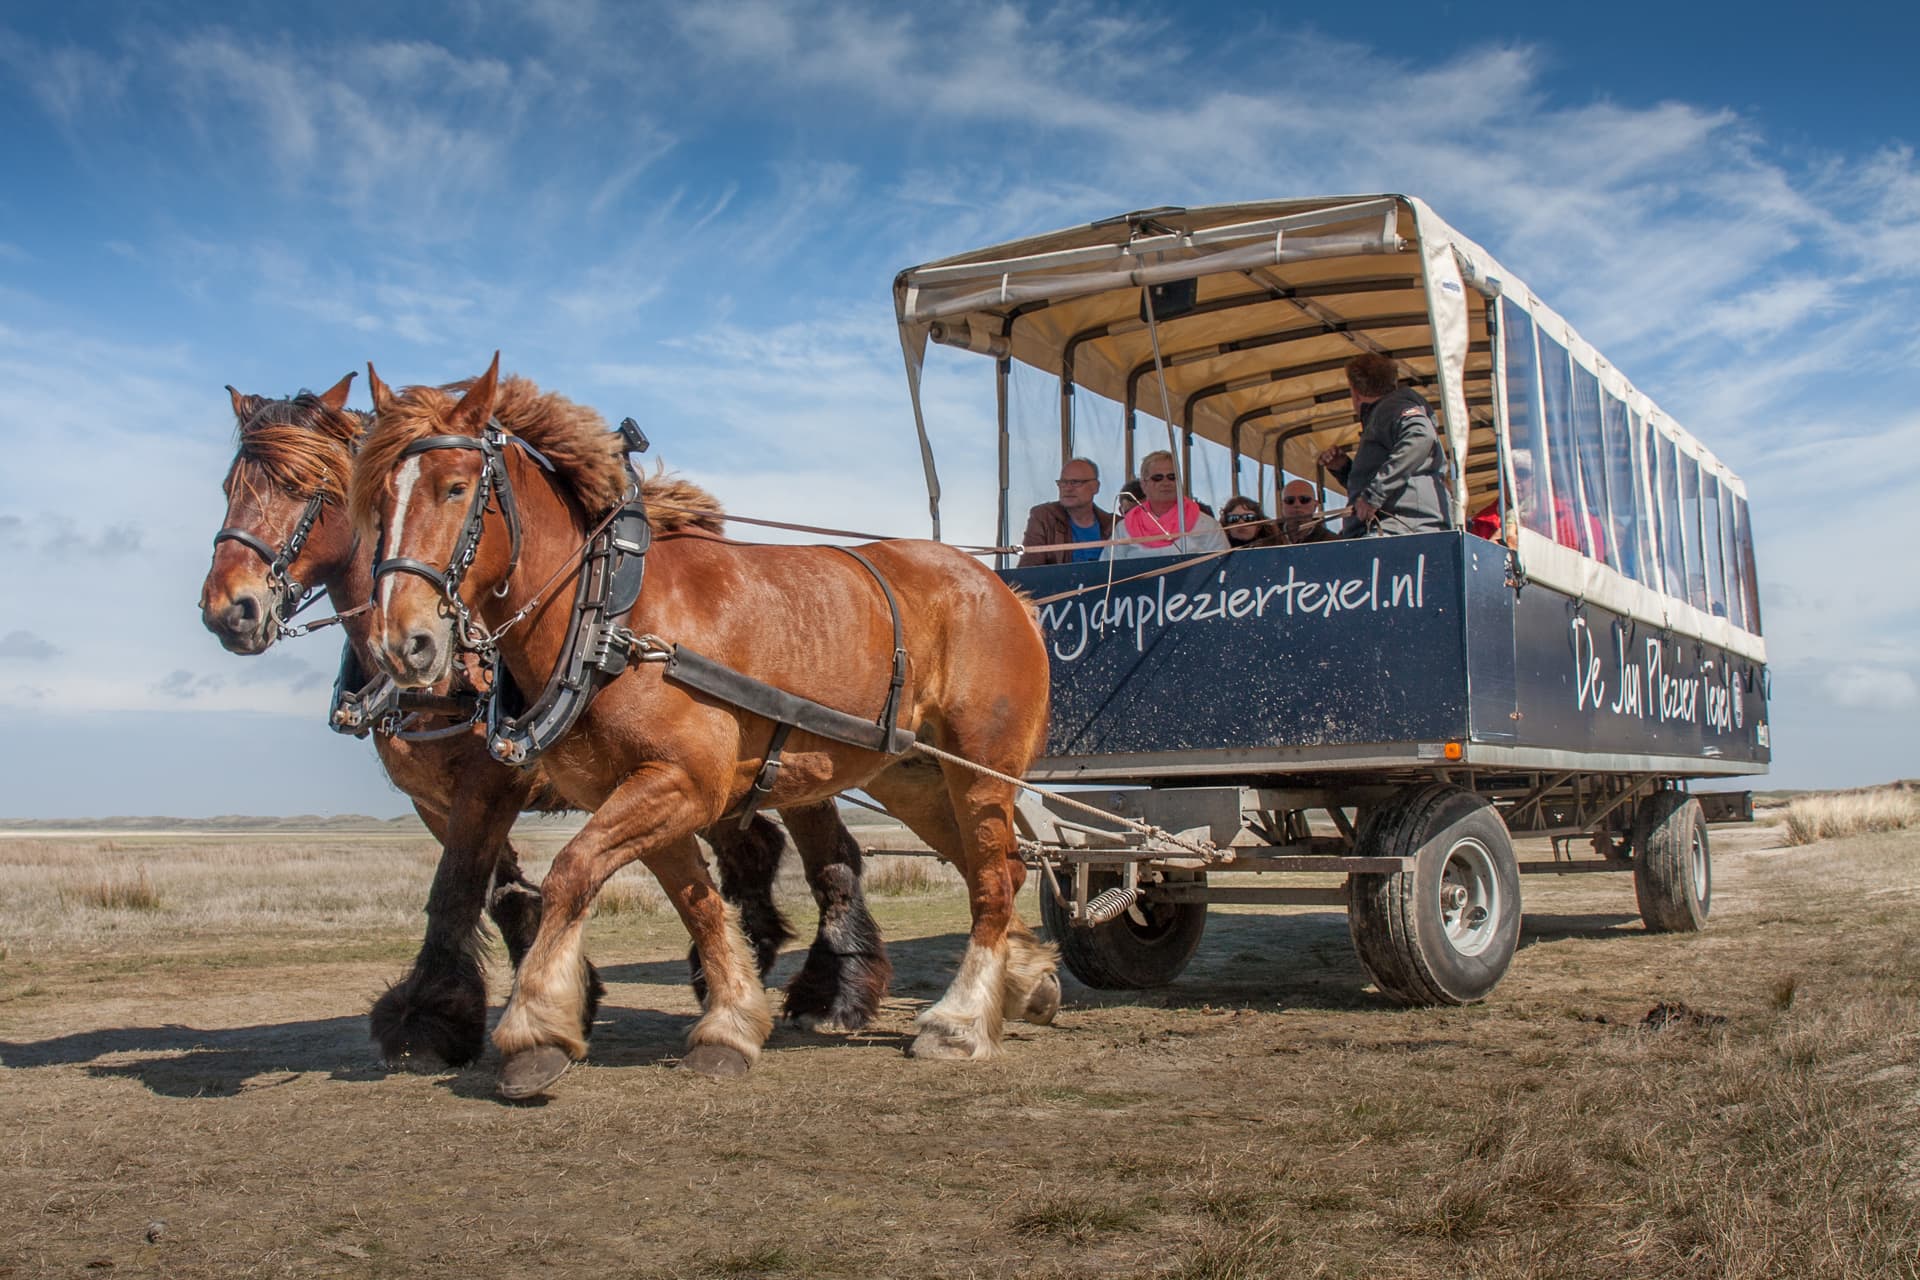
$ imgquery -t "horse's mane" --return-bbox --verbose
[351,374,726,537]
[227,391,369,502]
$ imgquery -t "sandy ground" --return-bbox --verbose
[1,820,1915,1279]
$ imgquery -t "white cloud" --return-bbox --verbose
[1821,665,1919,711]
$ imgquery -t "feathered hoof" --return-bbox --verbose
[789,1010,859,1034]
[908,1019,995,1061]
[1021,972,1062,1026]
[678,1044,752,1079]
[369,964,486,1070]
[497,1045,573,1100]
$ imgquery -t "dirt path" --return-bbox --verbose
[2,823,1915,1279]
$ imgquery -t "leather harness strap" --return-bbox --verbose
[665,545,915,829]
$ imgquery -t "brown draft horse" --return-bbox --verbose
[199,374,891,1071]
[353,356,1059,1096]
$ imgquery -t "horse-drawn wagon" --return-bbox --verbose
[890,196,1768,1004]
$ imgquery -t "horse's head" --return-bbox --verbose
[200,373,363,654]
[356,355,514,687]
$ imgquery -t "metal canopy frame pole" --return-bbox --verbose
[997,354,1011,571]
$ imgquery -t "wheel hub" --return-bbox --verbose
[1438,837,1502,958]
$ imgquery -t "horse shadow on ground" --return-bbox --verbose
[2,906,1653,1100]
[0,1017,391,1098]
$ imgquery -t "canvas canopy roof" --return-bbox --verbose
[893,195,1764,663]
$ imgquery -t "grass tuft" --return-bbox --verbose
[590,873,667,917]
[60,865,161,912]
[861,855,957,897]
[1782,788,1920,845]
[1008,1197,1137,1242]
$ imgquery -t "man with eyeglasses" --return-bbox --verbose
[1018,456,1114,566]
[1275,479,1335,545]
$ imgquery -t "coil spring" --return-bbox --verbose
[1083,885,1140,926]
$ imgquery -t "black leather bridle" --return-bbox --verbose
[212,491,329,635]
[370,422,554,646]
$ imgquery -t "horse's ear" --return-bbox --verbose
[366,364,393,414]
[450,352,501,434]
[317,371,356,411]
[227,385,262,422]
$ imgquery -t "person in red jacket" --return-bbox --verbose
[1469,451,1606,561]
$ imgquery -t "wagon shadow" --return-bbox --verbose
[1519,912,1644,945]
[0,1016,390,1098]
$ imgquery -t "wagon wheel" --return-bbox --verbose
[1630,790,1711,933]
[1040,867,1206,990]
[1346,784,1522,1006]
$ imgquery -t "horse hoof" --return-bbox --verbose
[908,1024,991,1060]
[1022,973,1061,1026]
[371,1039,453,1075]
[498,1045,573,1100]
[678,1044,751,1079]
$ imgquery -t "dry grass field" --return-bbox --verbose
[1,812,1916,1279]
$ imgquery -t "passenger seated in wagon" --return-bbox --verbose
[1017,455,1113,566]
[1112,450,1228,557]
[1468,450,1607,561]
[1275,480,1335,545]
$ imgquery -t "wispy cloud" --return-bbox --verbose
[0,630,59,660]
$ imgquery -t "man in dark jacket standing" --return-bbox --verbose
[1317,353,1451,537]
[1018,456,1114,566]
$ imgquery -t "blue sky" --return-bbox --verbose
[1,1,1916,815]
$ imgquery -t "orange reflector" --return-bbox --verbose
[1443,741,1464,761]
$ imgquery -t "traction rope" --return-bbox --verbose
[906,739,1226,864]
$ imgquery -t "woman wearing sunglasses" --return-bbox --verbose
[1113,450,1229,558]
[1218,495,1279,548]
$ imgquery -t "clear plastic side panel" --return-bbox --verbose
[1498,299,1554,540]
[1734,493,1764,634]
[1006,368,1138,552]
[1184,427,1235,519]
[1007,362,1064,547]
[1537,332,1592,556]
[1702,471,1729,619]
[1610,398,1653,586]
[1678,451,1708,611]
[1071,386,1128,524]
[1719,482,1747,631]
[1637,413,1666,594]
[1657,433,1687,600]
[1571,362,1611,565]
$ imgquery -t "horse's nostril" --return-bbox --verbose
[229,595,260,626]
[404,631,438,673]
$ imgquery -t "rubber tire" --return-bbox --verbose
[1632,790,1711,933]
[1040,867,1206,990]
[1347,784,1522,1006]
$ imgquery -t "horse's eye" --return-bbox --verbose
[446,482,469,500]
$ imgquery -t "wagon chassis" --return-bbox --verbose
[859,766,1722,999]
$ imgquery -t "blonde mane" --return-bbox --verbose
[352,373,726,538]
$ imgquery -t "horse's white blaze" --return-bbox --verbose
[381,456,423,613]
